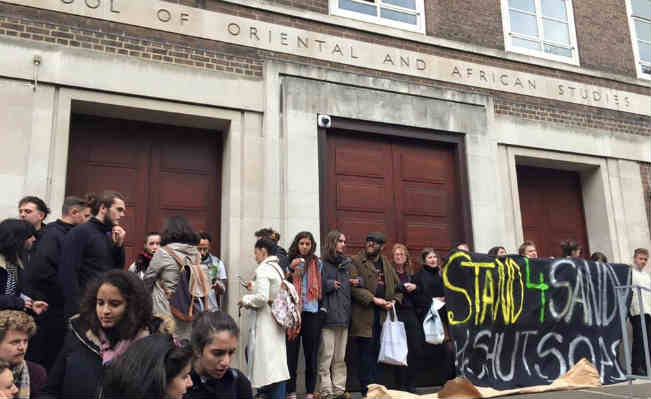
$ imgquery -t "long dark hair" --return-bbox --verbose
[79,270,153,345]
[160,216,199,246]
[0,219,36,265]
[103,334,193,399]
[288,231,317,263]
[322,230,343,264]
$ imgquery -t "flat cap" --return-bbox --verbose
[365,232,386,244]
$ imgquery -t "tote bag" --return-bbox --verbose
[377,304,408,366]
[423,298,446,345]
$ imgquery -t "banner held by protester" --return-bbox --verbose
[443,251,631,390]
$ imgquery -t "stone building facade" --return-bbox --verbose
[0,0,649,371]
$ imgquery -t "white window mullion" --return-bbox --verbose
[331,0,425,33]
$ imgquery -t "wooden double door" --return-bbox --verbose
[326,130,465,261]
[518,165,589,258]
[65,114,222,266]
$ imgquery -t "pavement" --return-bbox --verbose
[342,379,651,399]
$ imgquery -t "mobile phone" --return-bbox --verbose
[238,275,248,288]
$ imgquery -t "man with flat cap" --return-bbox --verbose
[349,232,403,397]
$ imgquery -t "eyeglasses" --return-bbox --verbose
[366,240,380,246]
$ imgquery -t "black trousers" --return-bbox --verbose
[356,307,382,397]
[631,314,651,375]
[287,311,322,394]
[381,306,422,391]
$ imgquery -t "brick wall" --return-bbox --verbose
[494,98,651,137]
[426,0,504,50]
[573,0,637,78]
[0,2,648,137]
[641,163,651,232]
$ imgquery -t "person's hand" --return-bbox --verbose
[112,225,126,247]
[290,258,304,274]
[404,282,417,292]
[349,278,360,287]
[31,301,48,315]
[23,297,33,311]
[333,280,342,289]
[435,296,446,303]
[372,297,387,307]
[384,300,394,310]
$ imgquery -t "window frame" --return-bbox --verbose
[624,0,651,80]
[500,0,581,66]
[329,0,426,34]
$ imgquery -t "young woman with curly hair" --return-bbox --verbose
[42,270,170,399]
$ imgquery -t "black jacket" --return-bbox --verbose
[40,316,104,399]
[412,265,445,321]
[25,219,73,307]
[58,218,125,318]
[186,368,253,399]
[41,316,166,399]
[320,255,352,328]
[0,254,25,310]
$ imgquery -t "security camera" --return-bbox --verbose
[317,114,332,128]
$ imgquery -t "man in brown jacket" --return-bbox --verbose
[349,232,403,397]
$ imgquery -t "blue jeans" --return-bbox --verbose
[357,308,382,397]
[258,380,287,399]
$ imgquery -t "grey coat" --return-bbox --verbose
[320,255,352,329]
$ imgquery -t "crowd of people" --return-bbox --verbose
[0,190,648,398]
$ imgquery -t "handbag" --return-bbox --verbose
[423,298,446,345]
[377,303,408,366]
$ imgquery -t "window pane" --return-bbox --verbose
[382,0,417,10]
[380,7,417,24]
[632,0,651,20]
[642,64,651,75]
[639,41,651,62]
[541,0,568,21]
[510,10,539,37]
[509,0,535,13]
[543,19,570,44]
[635,20,651,43]
[512,36,541,51]
[339,0,377,16]
[544,43,573,57]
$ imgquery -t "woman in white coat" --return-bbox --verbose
[239,238,289,399]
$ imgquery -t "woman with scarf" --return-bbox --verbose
[127,232,161,279]
[42,270,171,399]
[286,231,322,399]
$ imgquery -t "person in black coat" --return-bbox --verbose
[186,311,252,399]
[58,191,126,319]
[25,197,91,371]
[0,219,47,315]
[386,243,422,393]
[42,270,170,399]
[412,248,454,384]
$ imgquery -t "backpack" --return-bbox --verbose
[268,263,301,331]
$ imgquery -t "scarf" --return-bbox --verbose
[292,257,322,310]
[134,251,153,274]
[12,361,29,399]
[99,328,149,365]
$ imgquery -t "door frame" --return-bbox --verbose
[318,116,474,251]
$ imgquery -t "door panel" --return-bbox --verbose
[326,131,462,260]
[66,115,221,267]
[517,165,589,258]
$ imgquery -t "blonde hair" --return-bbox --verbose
[0,310,36,342]
[392,243,415,274]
